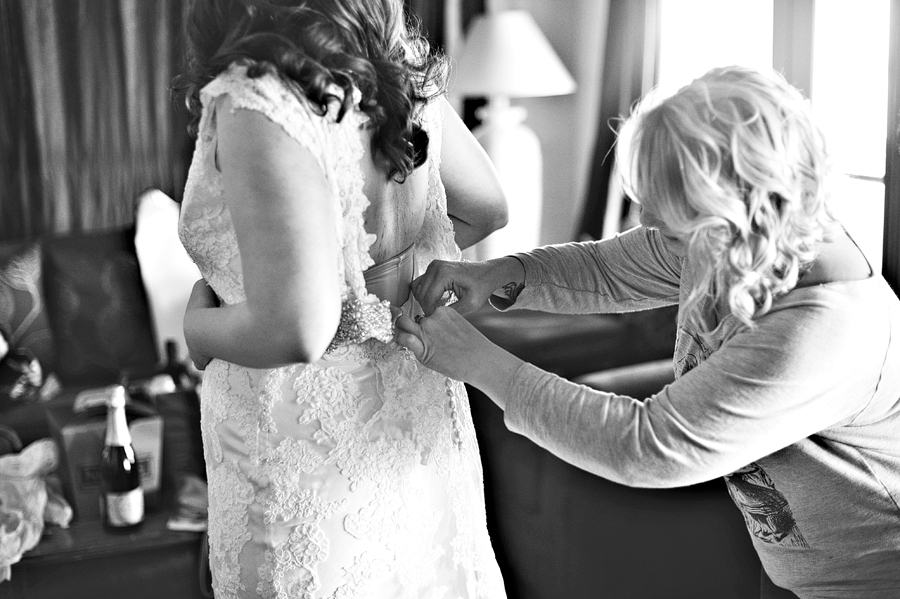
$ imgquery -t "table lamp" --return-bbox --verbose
[453,9,576,259]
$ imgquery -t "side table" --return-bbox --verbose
[0,509,206,599]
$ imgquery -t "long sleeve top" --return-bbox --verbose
[503,226,900,598]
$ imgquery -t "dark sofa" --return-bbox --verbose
[0,227,161,444]
[465,305,762,599]
[0,226,208,599]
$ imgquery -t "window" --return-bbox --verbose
[811,0,889,272]
[657,0,889,271]
[657,0,774,98]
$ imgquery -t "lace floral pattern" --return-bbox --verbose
[179,64,504,598]
[257,523,329,599]
[206,460,255,598]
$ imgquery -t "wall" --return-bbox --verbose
[491,0,609,245]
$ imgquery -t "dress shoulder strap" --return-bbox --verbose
[200,64,332,174]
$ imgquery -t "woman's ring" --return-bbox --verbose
[414,314,423,324]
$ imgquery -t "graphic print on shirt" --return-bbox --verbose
[725,463,809,548]
[674,329,715,377]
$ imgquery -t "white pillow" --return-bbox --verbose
[134,189,201,366]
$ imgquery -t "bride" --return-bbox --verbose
[175,0,508,597]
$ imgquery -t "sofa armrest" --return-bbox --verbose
[465,305,678,379]
[572,358,675,399]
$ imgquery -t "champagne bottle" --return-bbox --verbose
[101,385,144,530]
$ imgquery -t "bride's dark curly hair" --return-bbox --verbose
[175,0,448,181]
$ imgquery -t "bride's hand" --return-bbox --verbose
[411,257,524,316]
[184,279,219,371]
[394,307,495,383]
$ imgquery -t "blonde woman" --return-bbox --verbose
[397,66,900,599]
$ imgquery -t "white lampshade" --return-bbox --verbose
[453,10,577,98]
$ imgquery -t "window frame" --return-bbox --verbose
[774,0,897,292]
[885,0,900,293]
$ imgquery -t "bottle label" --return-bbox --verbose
[106,488,144,526]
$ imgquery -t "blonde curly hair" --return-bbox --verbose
[617,65,839,329]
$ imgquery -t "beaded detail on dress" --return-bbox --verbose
[326,243,416,354]
[177,64,505,599]
[326,297,394,352]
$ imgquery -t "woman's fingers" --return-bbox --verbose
[448,287,482,315]
[188,278,219,310]
[395,331,425,361]
[411,260,488,316]
[394,314,426,360]
[394,314,420,335]
[184,279,216,371]
[411,262,453,315]
[394,306,488,382]
[191,353,212,372]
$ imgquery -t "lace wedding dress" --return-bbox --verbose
[178,64,506,599]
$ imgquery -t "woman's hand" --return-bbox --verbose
[411,256,525,316]
[394,307,496,382]
[184,279,219,371]
[394,307,523,408]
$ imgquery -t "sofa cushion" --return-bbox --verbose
[0,242,56,369]
[134,190,201,362]
[42,228,159,385]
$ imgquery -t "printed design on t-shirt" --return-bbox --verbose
[674,329,715,378]
[725,463,809,548]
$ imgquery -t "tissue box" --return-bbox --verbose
[45,397,163,521]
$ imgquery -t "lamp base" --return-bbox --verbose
[470,99,543,261]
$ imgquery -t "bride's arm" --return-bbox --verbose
[183,95,342,369]
[439,97,508,250]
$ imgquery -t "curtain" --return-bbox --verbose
[0,0,43,242]
[0,0,488,244]
[0,0,190,243]
[578,0,659,241]
[885,0,900,295]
